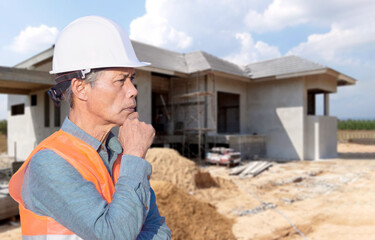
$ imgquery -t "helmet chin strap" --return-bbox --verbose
[47,69,91,107]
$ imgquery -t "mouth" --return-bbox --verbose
[124,105,136,112]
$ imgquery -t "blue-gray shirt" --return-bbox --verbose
[22,117,171,240]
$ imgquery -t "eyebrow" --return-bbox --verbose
[118,73,136,78]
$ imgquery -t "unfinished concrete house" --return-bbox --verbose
[1,41,356,161]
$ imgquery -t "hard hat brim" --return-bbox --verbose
[49,61,151,74]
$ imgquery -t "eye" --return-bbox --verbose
[116,73,136,84]
[130,74,136,82]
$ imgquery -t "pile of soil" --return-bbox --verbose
[146,148,217,191]
[151,180,236,240]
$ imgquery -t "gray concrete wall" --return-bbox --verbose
[305,115,337,160]
[303,74,338,159]
[305,74,337,93]
[7,91,69,160]
[8,58,66,160]
[227,135,266,159]
[7,69,151,160]
[247,78,305,160]
[33,60,52,72]
[134,70,152,124]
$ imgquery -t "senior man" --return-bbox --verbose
[9,16,171,240]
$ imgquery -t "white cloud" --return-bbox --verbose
[287,19,375,66]
[244,0,308,33]
[8,24,58,54]
[244,0,375,33]
[129,0,375,62]
[224,32,281,65]
[130,13,192,50]
[128,0,266,52]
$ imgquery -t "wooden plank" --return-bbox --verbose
[239,161,261,177]
[229,165,248,175]
[252,163,273,177]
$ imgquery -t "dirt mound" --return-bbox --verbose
[151,180,236,240]
[146,148,217,191]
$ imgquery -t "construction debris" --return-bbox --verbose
[229,161,273,177]
[233,202,277,216]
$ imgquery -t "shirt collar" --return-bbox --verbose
[61,117,102,151]
[106,131,123,154]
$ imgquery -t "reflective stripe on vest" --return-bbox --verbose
[23,234,83,240]
[9,130,122,238]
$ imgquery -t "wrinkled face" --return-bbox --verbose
[86,67,137,126]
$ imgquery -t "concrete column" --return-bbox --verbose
[314,120,320,160]
[324,93,329,116]
[134,70,152,124]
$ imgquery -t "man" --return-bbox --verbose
[9,16,171,240]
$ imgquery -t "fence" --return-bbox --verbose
[338,130,375,143]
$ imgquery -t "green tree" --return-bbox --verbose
[0,120,7,135]
[338,119,375,130]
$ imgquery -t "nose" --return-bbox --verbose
[126,79,138,99]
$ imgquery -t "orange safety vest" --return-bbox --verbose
[9,130,123,239]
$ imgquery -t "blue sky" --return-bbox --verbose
[0,0,374,120]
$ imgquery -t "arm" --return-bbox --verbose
[137,188,171,240]
[22,150,152,240]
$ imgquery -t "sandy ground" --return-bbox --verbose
[0,135,7,153]
[0,142,374,239]
[193,143,375,240]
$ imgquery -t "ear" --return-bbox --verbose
[71,78,89,101]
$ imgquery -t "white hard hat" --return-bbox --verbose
[50,16,149,74]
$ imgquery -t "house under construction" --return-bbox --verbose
[1,41,356,161]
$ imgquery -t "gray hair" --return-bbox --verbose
[62,70,104,107]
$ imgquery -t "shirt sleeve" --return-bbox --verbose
[137,188,171,240]
[22,149,164,240]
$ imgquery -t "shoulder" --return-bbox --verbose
[27,148,79,177]
[30,148,68,166]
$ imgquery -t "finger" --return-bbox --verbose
[127,112,139,120]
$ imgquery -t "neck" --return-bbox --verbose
[69,107,114,144]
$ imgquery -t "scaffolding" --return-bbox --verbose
[170,72,216,161]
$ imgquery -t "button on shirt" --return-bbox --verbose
[21,117,171,240]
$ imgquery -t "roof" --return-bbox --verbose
[185,51,246,77]
[132,41,187,74]
[10,42,356,86]
[245,55,356,85]
[15,41,247,79]
[246,55,326,79]
[134,42,247,77]
[0,66,53,94]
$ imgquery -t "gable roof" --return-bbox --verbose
[185,51,246,77]
[133,42,247,78]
